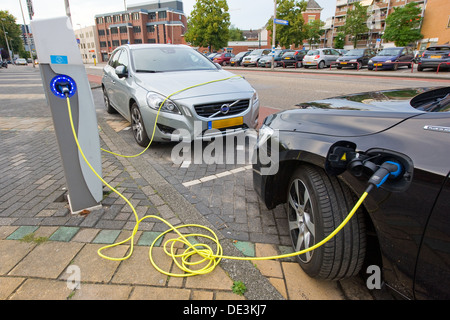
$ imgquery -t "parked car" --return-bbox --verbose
[336,48,376,69]
[102,44,260,146]
[213,52,235,66]
[368,47,414,70]
[280,50,308,68]
[302,48,341,69]
[253,86,450,299]
[15,58,28,65]
[0,59,7,68]
[207,52,219,61]
[258,49,291,68]
[417,45,450,72]
[242,49,271,67]
[230,51,250,66]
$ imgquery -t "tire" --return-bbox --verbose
[417,65,424,72]
[130,103,150,148]
[103,88,117,114]
[286,165,366,280]
[318,61,325,69]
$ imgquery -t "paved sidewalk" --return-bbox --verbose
[0,65,382,301]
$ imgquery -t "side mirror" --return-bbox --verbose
[115,65,128,78]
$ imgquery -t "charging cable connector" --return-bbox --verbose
[366,161,403,193]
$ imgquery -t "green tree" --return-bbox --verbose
[334,32,346,49]
[266,0,307,48]
[382,2,423,46]
[304,19,325,49]
[342,2,369,48]
[184,0,230,52]
[229,25,244,41]
[0,10,25,60]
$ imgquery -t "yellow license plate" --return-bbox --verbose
[208,117,243,130]
[306,61,312,64]
[340,62,348,64]
[374,63,382,66]
[430,55,441,59]
[285,57,291,59]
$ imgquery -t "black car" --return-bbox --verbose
[336,48,376,69]
[230,51,250,66]
[253,87,450,299]
[418,45,450,72]
[281,50,308,68]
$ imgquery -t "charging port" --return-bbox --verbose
[50,75,77,98]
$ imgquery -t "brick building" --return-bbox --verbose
[419,0,450,49]
[322,0,426,49]
[94,0,187,62]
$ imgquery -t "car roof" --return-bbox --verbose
[123,44,191,51]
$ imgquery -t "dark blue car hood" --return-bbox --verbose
[372,55,398,62]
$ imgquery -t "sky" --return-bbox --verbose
[2,0,337,30]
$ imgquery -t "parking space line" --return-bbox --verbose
[182,165,253,187]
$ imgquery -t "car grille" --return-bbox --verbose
[194,100,250,118]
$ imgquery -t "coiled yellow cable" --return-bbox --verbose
[66,77,368,277]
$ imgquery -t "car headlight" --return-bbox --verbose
[257,125,274,148]
[350,59,357,62]
[252,90,259,106]
[369,59,373,64]
[146,92,181,114]
[385,60,392,63]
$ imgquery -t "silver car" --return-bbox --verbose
[302,48,342,69]
[102,44,260,146]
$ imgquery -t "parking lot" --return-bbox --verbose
[1,63,449,300]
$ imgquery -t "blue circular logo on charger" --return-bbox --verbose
[50,75,77,98]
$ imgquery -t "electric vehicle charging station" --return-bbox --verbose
[31,16,103,214]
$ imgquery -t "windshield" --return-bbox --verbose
[132,47,217,72]
[345,49,364,56]
[377,48,402,56]
[234,51,247,58]
[306,50,319,56]
[249,49,266,56]
[283,52,294,57]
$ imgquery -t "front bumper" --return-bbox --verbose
[140,95,260,142]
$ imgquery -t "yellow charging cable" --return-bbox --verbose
[66,80,368,277]
[101,75,243,158]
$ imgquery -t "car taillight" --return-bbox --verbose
[314,55,320,59]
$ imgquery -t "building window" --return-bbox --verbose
[146,25,155,33]
[123,14,130,22]
[121,39,128,45]
[120,26,128,34]
[98,29,106,36]
[97,17,104,24]
[134,39,142,44]
[159,11,167,19]
[106,16,112,23]
[149,12,156,20]
[133,26,141,33]
[148,39,156,43]
[112,40,120,47]
[100,41,107,47]
[110,27,118,34]
[114,15,121,23]
[132,13,140,20]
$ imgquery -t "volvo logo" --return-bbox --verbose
[220,104,231,114]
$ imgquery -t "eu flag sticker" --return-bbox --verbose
[50,55,68,65]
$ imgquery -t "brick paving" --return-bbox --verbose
[0,65,381,301]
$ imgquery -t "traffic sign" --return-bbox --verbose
[274,19,289,26]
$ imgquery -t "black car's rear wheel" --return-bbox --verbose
[131,103,150,147]
[286,165,366,280]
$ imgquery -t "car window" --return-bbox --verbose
[132,46,217,72]
[117,49,129,69]
[109,50,121,68]
[331,49,340,55]
[307,50,319,56]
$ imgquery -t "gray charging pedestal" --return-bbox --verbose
[31,16,103,214]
